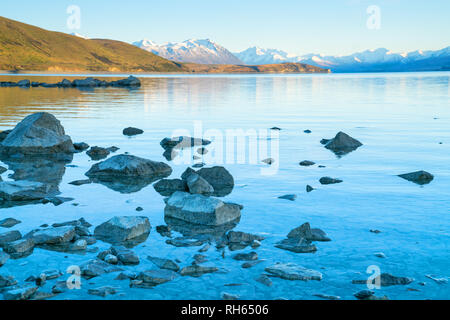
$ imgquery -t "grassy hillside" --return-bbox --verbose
[0,16,183,72]
[0,16,329,74]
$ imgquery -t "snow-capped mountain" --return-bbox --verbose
[235,46,450,72]
[133,39,243,65]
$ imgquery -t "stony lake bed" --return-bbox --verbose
[0,73,449,300]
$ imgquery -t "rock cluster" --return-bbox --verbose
[0,76,141,88]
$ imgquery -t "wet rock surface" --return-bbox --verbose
[265,263,323,281]
[321,131,363,155]
[123,127,144,136]
[353,273,414,287]
[319,177,343,185]
[153,179,187,196]
[94,216,151,245]
[398,171,434,185]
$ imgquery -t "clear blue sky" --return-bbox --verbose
[1,0,449,55]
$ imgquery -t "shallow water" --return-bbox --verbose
[0,72,449,300]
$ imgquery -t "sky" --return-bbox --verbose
[1,0,449,56]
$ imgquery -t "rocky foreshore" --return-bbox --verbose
[0,112,437,300]
[0,76,141,89]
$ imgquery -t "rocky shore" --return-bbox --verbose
[0,76,141,89]
[0,112,438,300]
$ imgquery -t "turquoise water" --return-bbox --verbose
[0,72,449,300]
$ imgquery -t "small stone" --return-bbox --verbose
[0,230,22,246]
[265,263,323,281]
[304,130,312,134]
[147,256,180,272]
[319,177,343,185]
[111,246,140,265]
[374,252,386,258]
[73,142,90,152]
[104,254,119,265]
[299,161,315,167]
[86,146,110,160]
[180,265,218,277]
[242,260,264,269]
[69,179,92,186]
[123,127,144,136]
[262,158,275,165]
[135,270,177,286]
[0,251,10,266]
[251,240,261,249]
[370,229,382,234]
[398,171,434,185]
[136,207,144,212]
[278,194,297,201]
[306,185,314,193]
[313,293,341,300]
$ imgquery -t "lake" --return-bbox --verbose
[0,72,449,300]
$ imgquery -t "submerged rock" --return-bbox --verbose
[256,274,273,287]
[147,256,180,272]
[73,142,90,152]
[123,127,144,136]
[0,112,75,158]
[0,251,10,266]
[0,231,22,247]
[265,263,322,281]
[86,146,110,160]
[0,218,21,228]
[2,285,38,300]
[278,194,297,201]
[299,160,315,167]
[2,238,35,258]
[232,252,258,261]
[153,179,187,196]
[222,292,240,300]
[287,223,331,242]
[0,274,16,288]
[25,226,76,245]
[319,177,343,185]
[133,269,177,287]
[352,273,414,287]
[160,136,211,150]
[80,259,123,279]
[275,238,317,253]
[164,192,242,226]
[0,180,56,202]
[94,216,151,244]
[180,265,218,277]
[322,131,363,155]
[88,286,117,297]
[110,246,140,265]
[86,154,172,193]
[398,171,434,185]
[306,185,315,193]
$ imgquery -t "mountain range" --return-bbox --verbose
[235,47,450,72]
[133,38,449,72]
[133,39,243,65]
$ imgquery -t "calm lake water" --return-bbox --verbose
[0,72,449,300]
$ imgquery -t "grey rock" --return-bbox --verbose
[222,292,240,300]
[306,185,315,193]
[374,252,386,258]
[256,274,273,287]
[111,246,140,265]
[109,76,141,87]
[0,231,22,247]
[287,223,331,242]
[134,269,177,286]
[164,192,241,226]
[88,286,117,297]
[73,142,89,152]
[398,171,434,185]
[147,256,180,272]
[352,273,413,286]
[354,290,375,300]
[115,271,138,280]
[300,160,315,167]
[0,251,10,266]
[153,179,187,196]
[52,218,92,228]
[166,237,206,248]
[69,179,92,186]
[275,238,317,253]
[41,196,74,206]
[313,293,341,300]
[196,166,235,197]
[242,260,265,269]
[17,80,31,87]
[160,136,211,150]
[0,218,21,228]
[322,131,363,155]
[0,274,17,288]
[86,146,110,160]
[25,226,76,245]
[94,216,151,244]
[265,263,323,281]
[0,112,74,157]
[278,194,297,201]
[104,254,119,265]
[80,259,123,279]
[86,154,172,193]
[2,238,34,258]
[2,285,38,300]
[0,180,56,202]
[233,252,258,261]
[123,127,144,136]
[319,177,343,185]
[180,265,218,277]
[186,173,214,196]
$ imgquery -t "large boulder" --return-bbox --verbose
[322,132,363,155]
[86,154,172,193]
[94,216,151,244]
[164,191,242,226]
[25,226,76,245]
[194,167,235,197]
[398,171,434,185]
[153,179,187,196]
[0,112,75,158]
